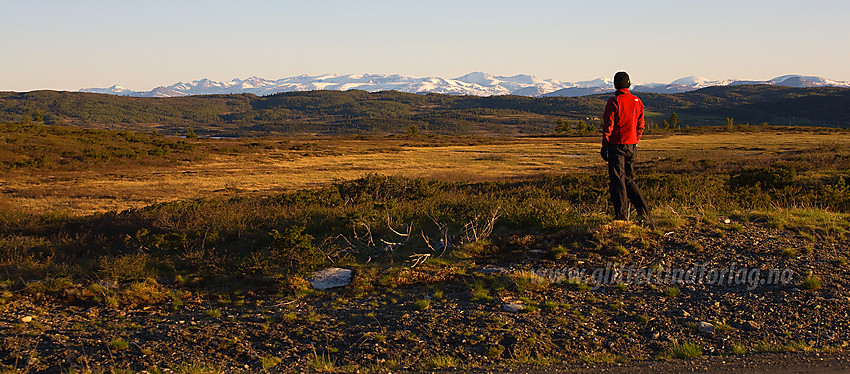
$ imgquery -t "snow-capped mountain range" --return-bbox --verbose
[80,73,850,98]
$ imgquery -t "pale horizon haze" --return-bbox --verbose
[1,0,848,92]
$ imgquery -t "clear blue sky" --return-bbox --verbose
[2,0,848,91]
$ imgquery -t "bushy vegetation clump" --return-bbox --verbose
[0,123,195,170]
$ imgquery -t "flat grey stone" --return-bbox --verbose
[306,268,353,290]
[475,266,511,275]
[503,302,525,313]
[698,321,715,334]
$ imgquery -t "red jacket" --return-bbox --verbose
[602,88,645,145]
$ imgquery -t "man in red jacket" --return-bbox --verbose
[601,71,650,221]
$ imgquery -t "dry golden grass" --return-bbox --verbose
[3,132,849,215]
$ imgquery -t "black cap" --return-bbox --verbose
[614,71,630,89]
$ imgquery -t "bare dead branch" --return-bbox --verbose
[461,206,501,244]
[407,253,431,267]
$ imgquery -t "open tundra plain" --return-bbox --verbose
[1,124,850,373]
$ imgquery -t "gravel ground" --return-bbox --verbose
[1,219,848,373]
[467,351,850,373]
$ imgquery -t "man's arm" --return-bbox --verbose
[635,100,645,142]
[602,98,616,145]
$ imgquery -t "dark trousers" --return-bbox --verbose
[607,144,649,220]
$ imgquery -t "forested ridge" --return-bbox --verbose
[1,85,848,136]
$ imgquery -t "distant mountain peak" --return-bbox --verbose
[670,76,710,86]
[79,73,850,98]
[455,71,490,79]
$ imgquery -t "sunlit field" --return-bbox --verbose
[4,130,849,215]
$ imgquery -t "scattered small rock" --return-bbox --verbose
[2,215,848,370]
[698,321,715,334]
[306,268,353,290]
[475,266,511,275]
[742,320,761,331]
[503,302,525,313]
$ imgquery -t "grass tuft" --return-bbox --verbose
[427,355,459,369]
[312,352,336,372]
[801,275,822,290]
[781,247,796,257]
[414,299,431,311]
[108,338,130,351]
[729,343,748,355]
[551,244,570,259]
[753,340,784,353]
[261,355,282,369]
[784,340,813,352]
[686,240,704,252]
[469,280,493,302]
[509,270,550,292]
[171,362,222,374]
[486,345,505,358]
[664,286,681,297]
[666,342,702,359]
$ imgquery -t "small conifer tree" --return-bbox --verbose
[670,112,680,128]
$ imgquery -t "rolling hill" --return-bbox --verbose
[2,85,848,137]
